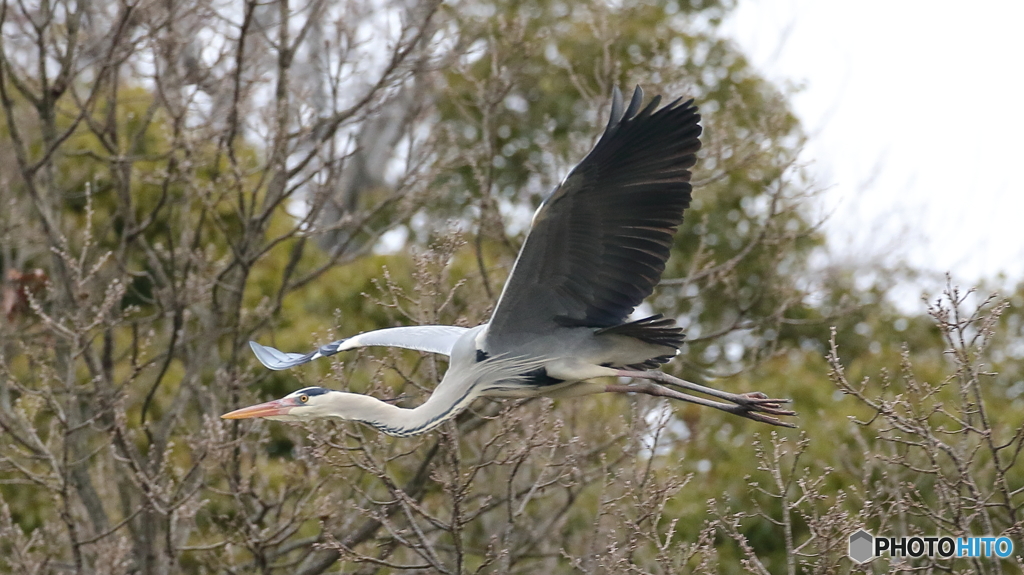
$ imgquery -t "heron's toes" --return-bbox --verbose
[743,411,798,428]
[738,391,791,404]
[755,405,797,417]
[731,392,797,419]
[721,403,797,427]
[734,392,793,408]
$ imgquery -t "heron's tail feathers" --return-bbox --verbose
[596,314,685,350]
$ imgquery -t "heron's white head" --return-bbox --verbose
[221,386,337,422]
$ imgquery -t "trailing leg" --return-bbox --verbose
[605,381,796,427]
[609,371,797,426]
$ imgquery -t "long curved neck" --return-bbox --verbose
[324,377,479,438]
[323,352,551,437]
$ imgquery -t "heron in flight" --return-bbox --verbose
[223,86,795,435]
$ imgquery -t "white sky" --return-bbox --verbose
[723,0,1024,289]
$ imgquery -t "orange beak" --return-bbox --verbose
[221,397,297,420]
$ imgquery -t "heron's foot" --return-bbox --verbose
[717,393,796,427]
[730,392,796,417]
[720,403,798,428]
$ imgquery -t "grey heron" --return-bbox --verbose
[222,86,796,435]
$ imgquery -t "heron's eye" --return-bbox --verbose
[299,394,309,403]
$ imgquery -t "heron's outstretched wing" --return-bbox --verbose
[250,325,469,370]
[486,86,701,345]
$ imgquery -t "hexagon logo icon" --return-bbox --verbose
[849,529,874,563]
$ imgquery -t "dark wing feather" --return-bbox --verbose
[486,86,701,345]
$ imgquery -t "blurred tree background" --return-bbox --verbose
[0,0,1021,573]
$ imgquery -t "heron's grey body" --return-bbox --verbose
[227,86,796,435]
[247,321,677,436]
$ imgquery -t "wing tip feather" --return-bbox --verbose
[250,340,311,370]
